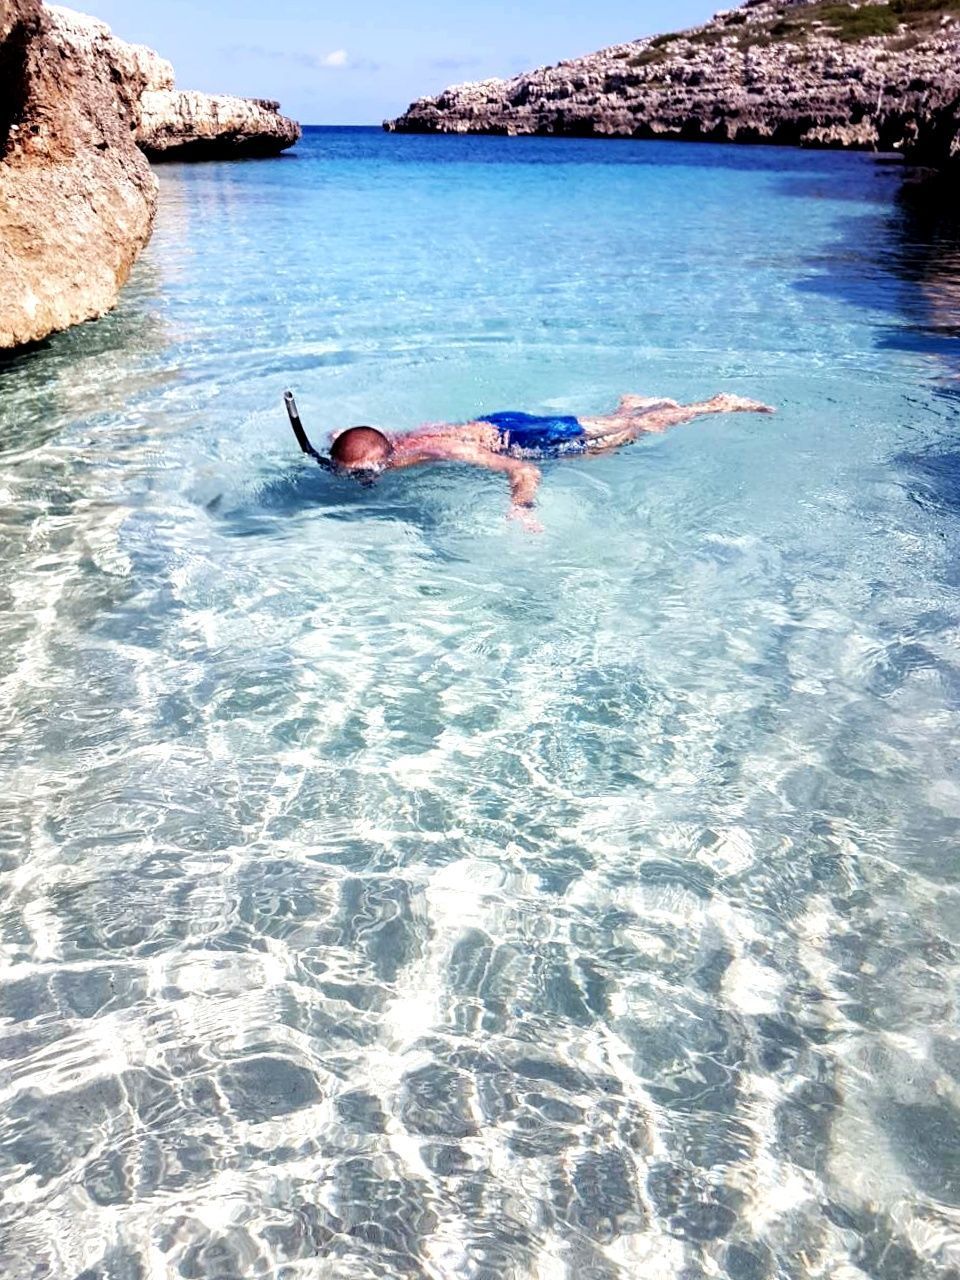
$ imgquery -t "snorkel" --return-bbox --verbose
[284,391,386,486]
[284,390,335,471]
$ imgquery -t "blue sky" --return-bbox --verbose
[89,0,718,125]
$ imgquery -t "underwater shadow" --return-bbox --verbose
[784,162,960,551]
[0,260,172,457]
[891,444,960,518]
[788,165,960,377]
[206,461,449,539]
[815,170,960,566]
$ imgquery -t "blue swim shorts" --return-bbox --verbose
[479,411,588,458]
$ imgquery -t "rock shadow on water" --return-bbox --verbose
[786,163,960,559]
[353,126,906,175]
[790,165,960,369]
[893,443,960,518]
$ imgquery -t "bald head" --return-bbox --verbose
[330,426,392,469]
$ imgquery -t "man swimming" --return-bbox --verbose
[285,391,774,530]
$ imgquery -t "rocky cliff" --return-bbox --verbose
[905,82,960,168]
[386,0,960,166]
[0,0,158,349]
[0,4,300,350]
[45,6,301,162]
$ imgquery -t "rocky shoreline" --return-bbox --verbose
[0,2,300,350]
[0,0,157,349]
[44,7,301,166]
[386,0,960,169]
[139,92,301,162]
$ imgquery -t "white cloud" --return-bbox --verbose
[220,43,382,73]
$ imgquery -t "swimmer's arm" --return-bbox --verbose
[389,441,542,518]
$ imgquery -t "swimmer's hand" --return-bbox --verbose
[508,504,544,534]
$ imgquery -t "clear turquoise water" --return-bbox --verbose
[2,127,960,1278]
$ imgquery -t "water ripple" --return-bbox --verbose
[1,132,959,1278]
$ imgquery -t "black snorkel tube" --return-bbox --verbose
[284,390,335,471]
[284,390,381,487]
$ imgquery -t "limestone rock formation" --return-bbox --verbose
[44,6,301,162]
[0,4,301,350]
[139,91,301,161]
[386,0,960,168]
[905,83,960,170]
[0,0,158,349]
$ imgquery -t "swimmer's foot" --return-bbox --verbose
[705,394,775,414]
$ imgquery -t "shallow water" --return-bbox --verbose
[1,128,960,1279]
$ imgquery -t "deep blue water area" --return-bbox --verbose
[1,127,959,1278]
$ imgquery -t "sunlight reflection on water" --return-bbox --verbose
[1,130,959,1279]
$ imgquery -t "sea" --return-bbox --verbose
[1,125,959,1279]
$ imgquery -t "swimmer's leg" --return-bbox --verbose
[638,393,775,433]
[700,394,776,416]
[582,393,774,452]
[578,396,677,441]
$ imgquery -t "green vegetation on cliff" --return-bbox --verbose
[627,0,960,65]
